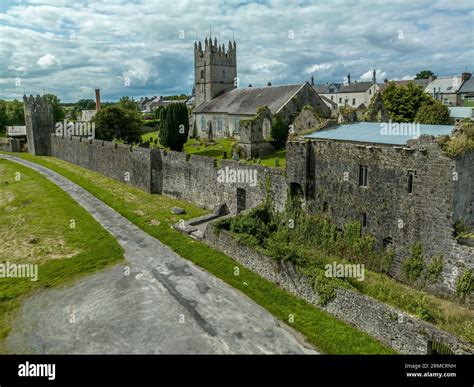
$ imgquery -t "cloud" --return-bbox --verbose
[37,54,60,69]
[0,0,472,101]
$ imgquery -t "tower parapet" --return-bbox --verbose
[23,95,54,156]
[194,37,237,107]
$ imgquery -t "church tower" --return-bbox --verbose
[194,37,237,108]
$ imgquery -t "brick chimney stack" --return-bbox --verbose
[95,88,101,111]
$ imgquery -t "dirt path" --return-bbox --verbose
[1,154,316,354]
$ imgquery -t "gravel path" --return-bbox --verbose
[1,154,316,354]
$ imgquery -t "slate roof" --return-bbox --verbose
[313,82,374,94]
[459,77,474,93]
[320,95,337,108]
[194,83,305,115]
[305,122,454,145]
[425,77,462,94]
[378,79,430,92]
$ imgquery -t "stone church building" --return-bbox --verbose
[192,37,330,154]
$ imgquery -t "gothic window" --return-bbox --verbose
[359,165,368,187]
[369,89,372,95]
[339,97,342,103]
[200,70,204,79]
[201,116,206,131]
[217,116,223,131]
[352,98,356,105]
[361,212,368,228]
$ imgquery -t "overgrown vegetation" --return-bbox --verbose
[456,269,472,303]
[214,194,474,342]
[437,119,474,158]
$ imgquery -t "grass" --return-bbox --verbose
[141,131,286,169]
[8,152,395,354]
[0,159,124,353]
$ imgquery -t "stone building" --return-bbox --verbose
[192,37,330,152]
[286,122,473,296]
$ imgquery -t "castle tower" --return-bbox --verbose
[194,37,237,108]
[23,95,54,156]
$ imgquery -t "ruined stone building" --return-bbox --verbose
[286,122,473,295]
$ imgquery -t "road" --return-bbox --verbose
[1,154,316,354]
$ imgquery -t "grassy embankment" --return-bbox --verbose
[8,152,395,354]
[0,159,124,352]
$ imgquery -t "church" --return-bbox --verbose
[191,37,330,156]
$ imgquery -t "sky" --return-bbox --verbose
[0,0,473,102]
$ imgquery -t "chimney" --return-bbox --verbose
[267,81,272,86]
[372,69,376,84]
[311,75,314,86]
[347,73,351,84]
[95,88,101,112]
[462,72,472,82]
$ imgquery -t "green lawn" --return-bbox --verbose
[0,159,124,352]
[9,152,395,354]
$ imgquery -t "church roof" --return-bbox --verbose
[194,83,305,115]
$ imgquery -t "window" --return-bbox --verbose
[359,165,368,187]
[331,96,334,100]
[200,70,204,79]
[361,212,367,228]
[339,97,342,103]
[234,117,240,134]
[217,116,223,131]
[407,170,415,193]
[352,98,356,105]
[369,89,372,95]
[223,70,225,78]
[200,116,206,131]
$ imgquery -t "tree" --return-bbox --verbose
[44,94,66,123]
[76,99,96,109]
[271,115,289,144]
[117,96,139,112]
[92,105,143,144]
[381,82,432,122]
[415,100,450,124]
[6,99,25,126]
[0,100,7,134]
[415,70,435,80]
[158,103,189,151]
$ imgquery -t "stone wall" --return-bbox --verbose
[203,224,473,355]
[50,135,156,193]
[157,149,287,213]
[50,135,287,214]
[24,95,54,156]
[285,136,473,297]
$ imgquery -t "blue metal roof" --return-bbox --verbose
[304,122,455,145]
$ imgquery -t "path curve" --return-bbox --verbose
[1,154,316,354]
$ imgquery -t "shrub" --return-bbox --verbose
[456,269,472,303]
[415,100,450,124]
[93,105,143,144]
[403,242,425,283]
[426,255,443,284]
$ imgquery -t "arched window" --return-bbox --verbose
[201,116,206,131]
